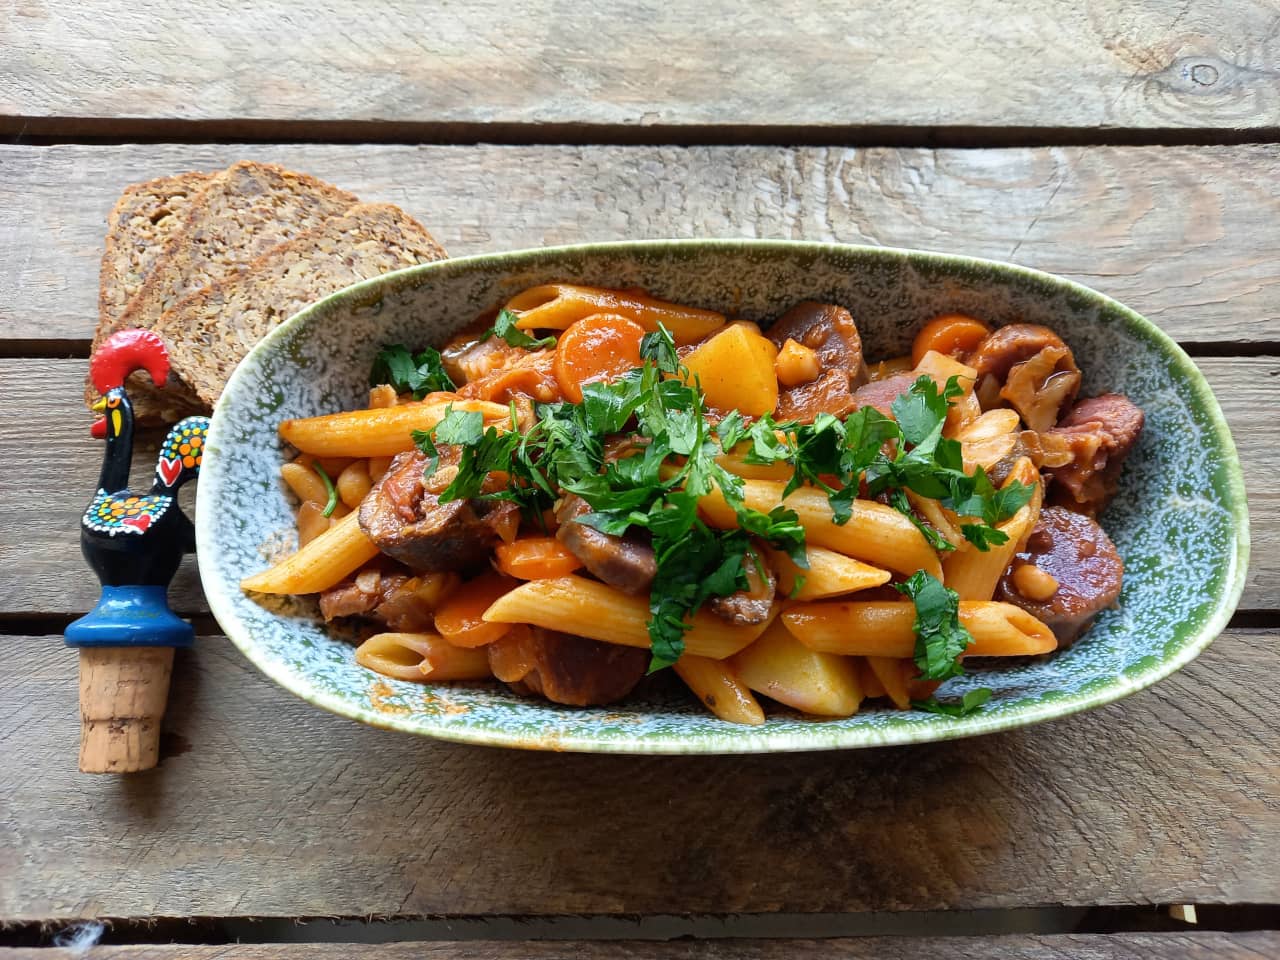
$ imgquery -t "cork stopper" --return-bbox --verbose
[78,646,174,773]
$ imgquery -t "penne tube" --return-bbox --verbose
[942,457,1043,601]
[355,632,491,682]
[280,461,329,506]
[279,398,510,457]
[914,349,981,432]
[866,656,913,710]
[857,658,887,700]
[354,631,438,682]
[296,501,333,546]
[674,655,765,726]
[505,284,725,343]
[715,452,794,483]
[241,509,380,595]
[782,600,1057,658]
[765,545,890,600]
[905,491,964,547]
[482,575,768,659]
[731,619,863,717]
[698,478,943,580]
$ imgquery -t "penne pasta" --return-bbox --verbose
[673,655,766,726]
[698,478,943,580]
[731,619,863,717]
[279,397,510,457]
[765,544,890,600]
[241,509,380,595]
[280,461,329,506]
[782,600,1057,658]
[505,284,725,343]
[295,501,333,546]
[482,575,769,660]
[355,632,491,682]
[715,452,794,483]
[914,349,981,432]
[866,656,913,710]
[856,658,887,700]
[942,457,1044,601]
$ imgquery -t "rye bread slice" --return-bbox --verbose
[156,203,447,406]
[85,171,211,410]
[94,161,360,420]
[99,171,212,327]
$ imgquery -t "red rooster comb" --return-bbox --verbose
[91,329,170,393]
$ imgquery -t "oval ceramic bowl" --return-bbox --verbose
[198,240,1249,753]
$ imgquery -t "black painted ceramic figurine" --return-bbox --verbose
[65,329,209,772]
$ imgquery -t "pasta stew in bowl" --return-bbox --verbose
[198,241,1248,752]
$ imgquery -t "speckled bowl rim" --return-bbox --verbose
[198,239,1250,754]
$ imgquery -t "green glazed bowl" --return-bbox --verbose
[198,240,1249,753]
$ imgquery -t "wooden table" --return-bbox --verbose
[2,3,1277,956]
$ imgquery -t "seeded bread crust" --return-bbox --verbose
[99,171,212,327]
[94,161,361,421]
[87,171,212,410]
[156,202,447,406]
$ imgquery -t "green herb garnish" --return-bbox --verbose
[894,569,973,681]
[312,461,339,518]
[481,308,557,350]
[912,687,993,717]
[370,343,456,398]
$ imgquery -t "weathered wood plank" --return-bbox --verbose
[1,143,1277,344]
[1,630,1275,920]
[3,933,1279,959]
[3,1,1278,135]
[2,357,1272,616]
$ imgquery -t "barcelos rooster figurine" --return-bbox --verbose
[66,329,209,773]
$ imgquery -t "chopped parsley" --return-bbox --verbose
[369,343,456,398]
[894,570,973,681]
[912,687,993,717]
[312,461,339,518]
[409,330,1028,682]
[480,308,557,350]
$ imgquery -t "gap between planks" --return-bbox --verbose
[4,906,1280,949]
[6,119,1280,150]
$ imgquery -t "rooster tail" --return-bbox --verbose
[152,416,211,492]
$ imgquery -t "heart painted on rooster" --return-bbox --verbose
[122,514,153,533]
[158,457,183,487]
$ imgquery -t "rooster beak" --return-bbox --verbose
[91,398,108,413]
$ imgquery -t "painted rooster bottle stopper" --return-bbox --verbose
[65,330,209,773]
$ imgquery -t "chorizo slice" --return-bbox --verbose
[996,506,1123,645]
[488,625,649,706]
[1043,393,1145,515]
[555,494,657,596]
[768,302,867,422]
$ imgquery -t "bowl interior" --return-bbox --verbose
[197,241,1248,753]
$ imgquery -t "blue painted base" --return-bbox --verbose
[65,585,194,648]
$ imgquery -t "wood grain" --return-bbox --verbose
[1,143,1278,344]
[3,357,1272,617]
[2,933,1278,959]
[2,1,1278,136]
[1,629,1275,920]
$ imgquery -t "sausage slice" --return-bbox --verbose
[1044,394,1145,515]
[768,302,867,421]
[555,494,657,595]
[359,449,516,573]
[488,625,649,706]
[997,506,1124,645]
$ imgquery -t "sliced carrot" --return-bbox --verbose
[911,314,992,367]
[553,314,646,404]
[495,537,584,580]
[434,571,518,648]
